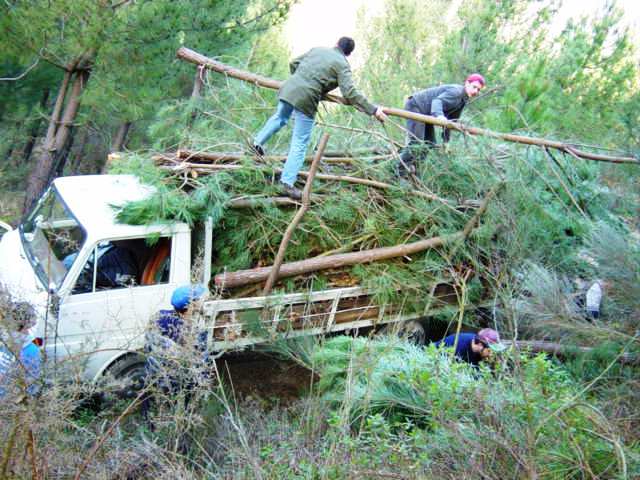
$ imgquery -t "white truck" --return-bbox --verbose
[0,175,433,384]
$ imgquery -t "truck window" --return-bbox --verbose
[71,237,171,294]
[20,187,86,290]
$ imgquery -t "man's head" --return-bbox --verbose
[337,37,356,57]
[171,284,206,315]
[4,301,36,333]
[471,328,505,360]
[464,73,485,98]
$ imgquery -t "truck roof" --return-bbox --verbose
[52,175,189,239]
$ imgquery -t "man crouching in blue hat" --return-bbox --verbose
[156,284,207,344]
[142,284,208,426]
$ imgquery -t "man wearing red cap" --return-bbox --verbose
[397,73,485,176]
[435,327,505,366]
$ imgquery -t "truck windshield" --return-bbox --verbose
[20,187,86,290]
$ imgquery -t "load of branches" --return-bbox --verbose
[111,50,640,334]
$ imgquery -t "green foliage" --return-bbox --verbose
[309,335,631,478]
[584,222,640,328]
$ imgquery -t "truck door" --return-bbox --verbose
[52,235,185,371]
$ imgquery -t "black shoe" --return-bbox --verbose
[395,161,415,178]
[280,182,302,200]
[250,144,265,157]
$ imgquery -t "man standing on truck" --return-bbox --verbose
[397,74,485,177]
[252,36,387,200]
[435,327,505,367]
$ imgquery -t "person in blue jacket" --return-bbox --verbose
[0,301,41,399]
[142,285,208,423]
[435,328,505,366]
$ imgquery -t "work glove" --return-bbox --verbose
[374,106,388,123]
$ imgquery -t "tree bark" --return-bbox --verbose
[23,63,91,215]
[177,47,639,165]
[263,133,329,295]
[22,88,51,165]
[216,232,461,289]
[23,68,73,214]
[71,126,91,174]
[111,121,132,152]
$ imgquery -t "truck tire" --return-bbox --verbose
[377,320,426,346]
[100,353,148,402]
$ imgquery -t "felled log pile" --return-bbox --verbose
[152,143,498,294]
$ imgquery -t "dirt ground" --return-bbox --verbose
[217,352,315,404]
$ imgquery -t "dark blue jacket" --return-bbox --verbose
[436,333,481,366]
[156,310,184,343]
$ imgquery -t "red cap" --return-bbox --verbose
[466,73,485,87]
[477,328,499,344]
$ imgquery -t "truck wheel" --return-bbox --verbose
[377,320,426,346]
[100,354,148,403]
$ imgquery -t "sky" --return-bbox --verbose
[285,0,640,63]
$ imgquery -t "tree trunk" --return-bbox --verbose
[177,47,639,165]
[53,124,77,177]
[22,89,51,165]
[70,126,90,174]
[23,65,90,215]
[111,121,132,152]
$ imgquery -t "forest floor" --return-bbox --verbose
[218,352,315,405]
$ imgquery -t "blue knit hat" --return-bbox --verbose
[171,284,206,311]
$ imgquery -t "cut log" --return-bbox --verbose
[175,149,387,164]
[509,340,638,365]
[214,184,498,289]
[215,233,460,289]
[163,151,454,205]
[177,47,639,165]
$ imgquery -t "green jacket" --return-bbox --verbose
[278,47,377,118]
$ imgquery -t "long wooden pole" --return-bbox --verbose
[263,133,329,295]
[176,47,638,165]
[215,233,458,288]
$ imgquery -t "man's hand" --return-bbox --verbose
[436,115,448,123]
[374,106,388,123]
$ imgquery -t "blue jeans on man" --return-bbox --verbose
[254,100,315,187]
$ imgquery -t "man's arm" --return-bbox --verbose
[430,86,464,119]
[336,63,377,115]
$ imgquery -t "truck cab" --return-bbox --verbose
[1,174,432,384]
[0,175,191,380]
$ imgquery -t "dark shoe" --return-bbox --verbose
[280,182,302,200]
[395,161,415,178]
[250,144,265,157]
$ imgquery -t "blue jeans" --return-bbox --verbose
[254,100,315,186]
